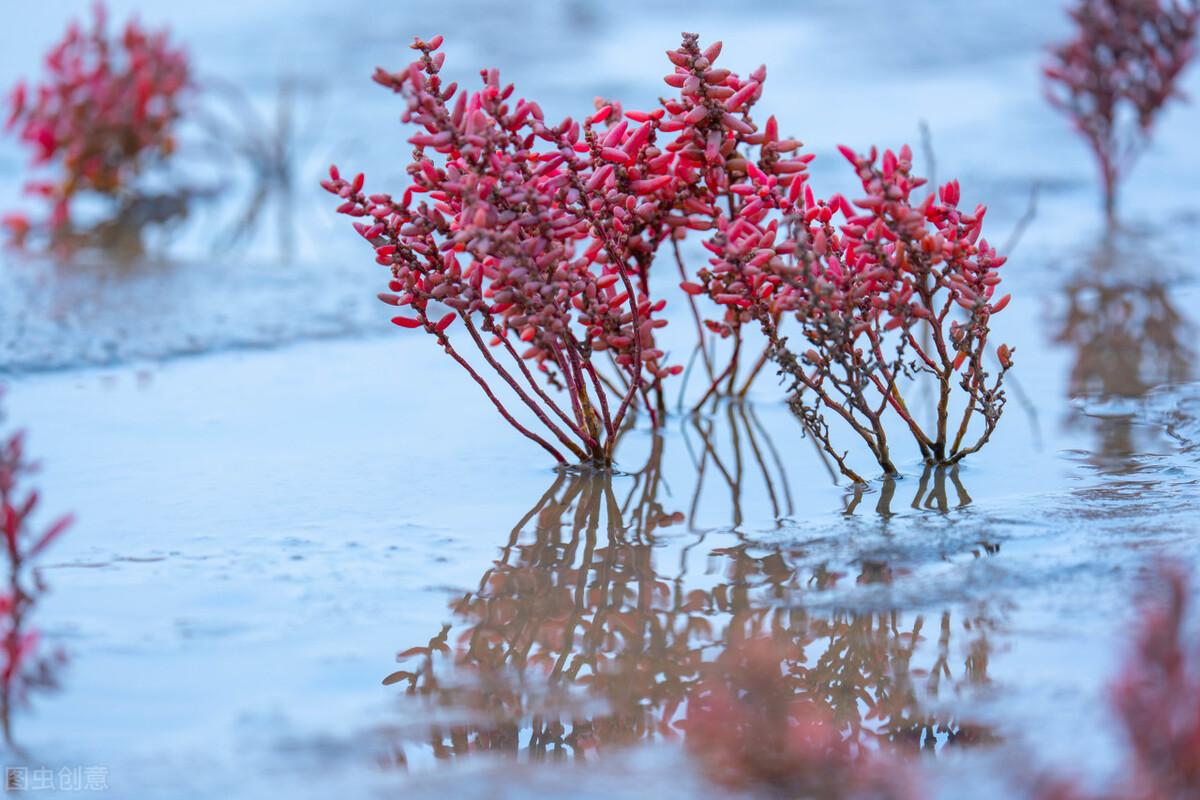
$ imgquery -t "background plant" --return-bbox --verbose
[1044,0,1199,219]
[4,2,190,246]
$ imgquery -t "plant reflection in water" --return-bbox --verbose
[377,422,998,779]
[1054,230,1194,479]
[1055,234,1190,403]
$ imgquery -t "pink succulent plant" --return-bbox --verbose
[4,2,190,241]
[690,139,1013,481]
[325,33,1011,476]
[0,394,72,748]
[324,35,696,466]
[1044,0,1199,219]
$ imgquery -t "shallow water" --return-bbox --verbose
[1,1,1199,798]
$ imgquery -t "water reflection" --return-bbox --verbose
[1056,279,1190,400]
[378,444,996,772]
[682,402,794,529]
[34,188,201,264]
[843,466,974,517]
[194,77,327,262]
[1054,231,1195,478]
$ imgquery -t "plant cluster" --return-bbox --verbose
[659,35,1013,481]
[4,2,190,244]
[691,141,1013,481]
[325,33,1015,477]
[1044,0,1200,218]
[323,36,696,466]
[650,33,1011,480]
[645,35,1012,480]
[0,397,72,749]
[321,33,818,467]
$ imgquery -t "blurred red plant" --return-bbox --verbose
[4,2,190,244]
[682,636,919,799]
[1031,565,1200,800]
[1044,0,1199,219]
[0,394,72,750]
[1110,565,1200,799]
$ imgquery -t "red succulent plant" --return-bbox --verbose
[1110,566,1200,798]
[325,33,1011,476]
[621,35,1013,480]
[4,2,190,241]
[321,34,820,466]
[1044,0,1199,219]
[324,35,696,466]
[691,141,1013,481]
[1032,565,1200,800]
[0,394,73,750]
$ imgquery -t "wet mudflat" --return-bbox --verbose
[1,1,1198,798]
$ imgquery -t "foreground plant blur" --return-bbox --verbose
[3,3,190,249]
[0,395,72,753]
[1044,0,1199,219]
[1034,566,1200,800]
